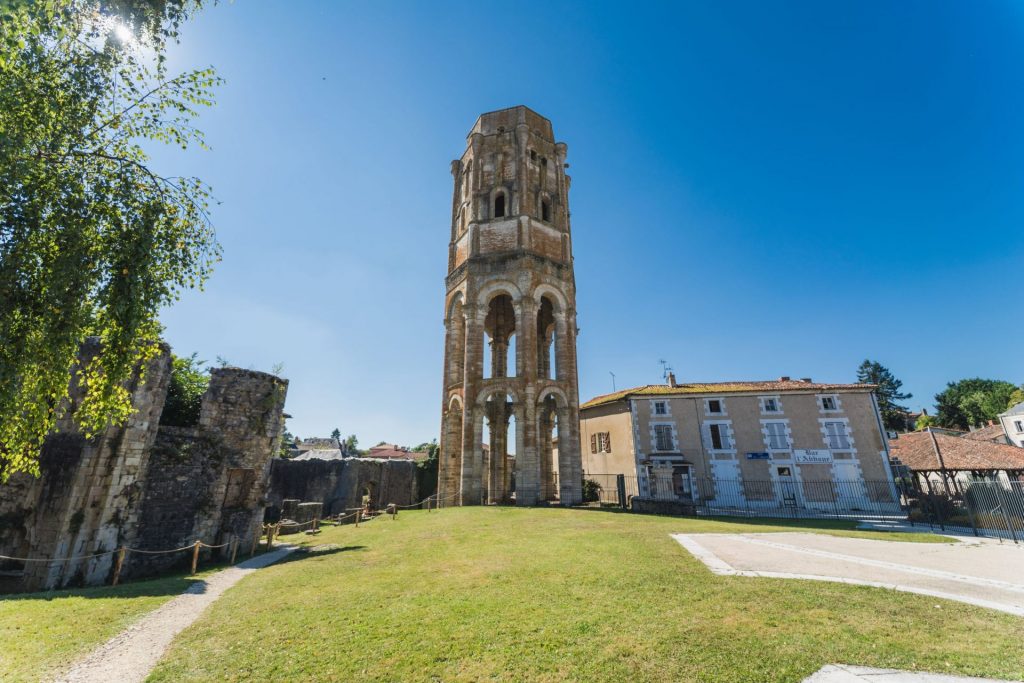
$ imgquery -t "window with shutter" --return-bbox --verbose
[709,424,731,450]
[765,422,788,449]
[825,422,850,449]
[654,425,673,451]
[590,434,597,454]
[597,432,611,453]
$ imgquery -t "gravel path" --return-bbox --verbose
[54,546,296,683]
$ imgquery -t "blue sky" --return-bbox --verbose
[155,1,1024,445]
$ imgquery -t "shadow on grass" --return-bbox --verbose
[273,545,367,567]
[0,574,208,603]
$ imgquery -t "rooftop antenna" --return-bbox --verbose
[659,359,673,381]
[609,371,616,392]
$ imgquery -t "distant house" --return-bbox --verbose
[999,402,1024,448]
[290,436,348,461]
[962,422,1010,446]
[888,428,1024,493]
[365,443,428,462]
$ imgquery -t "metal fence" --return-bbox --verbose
[582,473,1024,543]
[903,479,1024,542]
[683,477,905,521]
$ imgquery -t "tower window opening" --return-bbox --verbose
[541,199,551,222]
[541,157,547,166]
[530,149,537,161]
[494,193,506,218]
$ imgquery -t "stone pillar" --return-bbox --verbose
[459,304,484,505]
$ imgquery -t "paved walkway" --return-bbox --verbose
[805,664,1021,682]
[55,546,296,683]
[672,532,1024,617]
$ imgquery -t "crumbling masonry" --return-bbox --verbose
[438,106,583,506]
[0,341,288,592]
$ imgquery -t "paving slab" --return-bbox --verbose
[672,532,1024,617]
[805,664,1021,682]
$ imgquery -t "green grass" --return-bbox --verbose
[0,573,196,683]
[143,509,1022,682]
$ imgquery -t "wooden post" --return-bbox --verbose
[190,540,200,576]
[112,546,127,586]
[313,516,319,531]
[230,537,239,564]
[355,510,360,527]
[267,525,275,550]
[250,527,261,557]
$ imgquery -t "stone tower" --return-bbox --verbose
[437,106,583,507]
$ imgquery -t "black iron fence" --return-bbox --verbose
[903,478,1024,541]
[582,473,1024,542]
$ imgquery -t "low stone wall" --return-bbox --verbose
[267,458,419,517]
[630,497,696,517]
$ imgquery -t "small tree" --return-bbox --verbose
[0,1,221,479]
[330,427,341,444]
[915,414,937,431]
[159,353,208,427]
[856,360,912,431]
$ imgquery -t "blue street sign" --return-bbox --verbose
[746,452,771,460]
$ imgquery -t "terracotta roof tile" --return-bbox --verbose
[961,424,1008,443]
[581,380,874,410]
[889,430,1024,472]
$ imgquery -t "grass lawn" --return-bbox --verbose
[0,571,212,683]
[139,508,1023,682]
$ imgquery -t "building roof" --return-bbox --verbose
[1002,401,1024,417]
[365,444,425,461]
[889,430,1024,472]
[292,449,345,462]
[581,379,875,410]
[962,424,1008,443]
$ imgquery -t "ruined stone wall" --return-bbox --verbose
[123,369,288,579]
[0,344,288,592]
[267,458,419,517]
[0,340,172,592]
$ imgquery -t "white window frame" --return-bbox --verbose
[1014,420,1023,434]
[759,396,782,414]
[652,423,676,452]
[703,420,735,452]
[597,432,611,453]
[762,420,791,451]
[704,398,727,416]
[823,420,851,450]
[652,400,669,416]
[818,394,842,413]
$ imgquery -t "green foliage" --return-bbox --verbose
[415,439,439,500]
[0,1,220,479]
[343,434,360,455]
[159,353,208,427]
[277,427,296,458]
[329,427,341,442]
[935,378,1018,430]
[914,414,937,431]
[1007,387,1024,411]
[856,360,912,431]
[581,477,601,503]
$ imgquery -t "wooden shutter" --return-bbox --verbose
[590,434,597,454]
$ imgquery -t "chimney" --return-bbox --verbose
[779,376,791,382]
[666,372,677,387]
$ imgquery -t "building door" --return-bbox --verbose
[776,466,799,508]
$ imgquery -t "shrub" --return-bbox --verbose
[582,478,601,503]
[160,353,209,427]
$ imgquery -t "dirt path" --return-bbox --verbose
[54,546,296,683]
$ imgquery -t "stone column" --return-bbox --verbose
[557,406,583,506]
[516,298,540,505]
[460,303,485,505]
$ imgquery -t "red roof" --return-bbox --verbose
[889,430,1024,472]
[365,444,426,461]
[961,424,1008,443]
